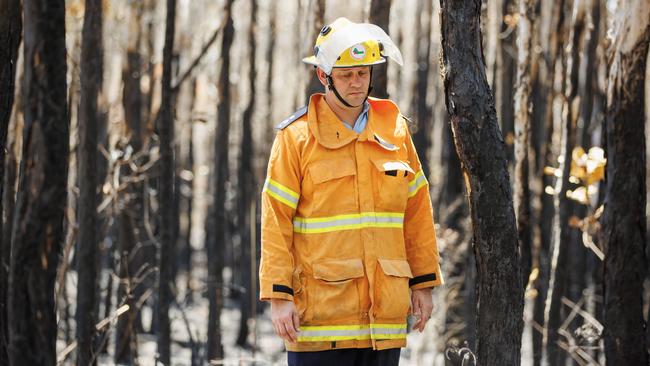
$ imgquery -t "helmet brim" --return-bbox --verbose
[302,56,387,70]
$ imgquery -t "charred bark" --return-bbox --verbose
[368,0,391,99]
[76,0,103,364]
[496,0,516,163]
[7,0,68,364]
[543,1,583,363]
[440,1,524,364]
[115,211,139,364]
[530,1,564,364]
[156,0,177,363]
[305,0,325,98]
[207,0,234,360]
[264,4,276,151]
[178,79,197,301]
[411,0,433,179]
[116,2,148,352]
[601,2,650,364]
[0,0,21,362]
[0,129,16,366]
[236,0,258,348]
[514,0,536,295]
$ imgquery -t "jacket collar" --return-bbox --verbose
[307,94,358,149]
[307,94,407,151]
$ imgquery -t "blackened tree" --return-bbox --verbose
[601,1,650,365]
[76,0,103,364]
[0,0,21,362]
[8,0,69,364]
[157,0,178,363]
[207,0,234,361]
[439,0,524,363]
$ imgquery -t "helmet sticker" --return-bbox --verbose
[349,44,366,60]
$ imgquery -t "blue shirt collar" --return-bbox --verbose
[341,101,370,134]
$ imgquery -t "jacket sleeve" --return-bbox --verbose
[259,129,302,301]
[404,130,444,290]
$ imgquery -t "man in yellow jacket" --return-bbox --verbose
[260,17,443,365]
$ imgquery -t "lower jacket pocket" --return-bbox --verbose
[293,266,308,319]
[308,258,364,321]
[374,258,413,319]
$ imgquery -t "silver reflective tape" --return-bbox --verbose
[408,172,427,195]
[299,327,371,338]
[371,327,407,335]
[264,179,299,205]
[293,213,403,231]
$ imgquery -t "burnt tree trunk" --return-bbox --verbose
[7,0,68,364]
[305,0,325,98]
[439,0,524,364]
[513,0,536,295]
[602,2,650,365]
[411,0,432,178]
[531,1,564,364]
[368,0,391,99]
[157,0,177,363]
[0,128,17,366]
[236,0,257,348]
[496,0,516,163]
[264,4,276,151]
[207,0,234,360]
[116,3,146,356]
[179,79,197,301]
[115,208,138,363]
[122,6,145,260]
[543,1,582,363]
[0,0,21,362]
[76,0,102,364]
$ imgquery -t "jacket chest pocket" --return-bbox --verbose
[308,259,364,321]
[306,158,358,214]
[371,159,414,212]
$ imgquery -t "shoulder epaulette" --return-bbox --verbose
[275,106,308,130]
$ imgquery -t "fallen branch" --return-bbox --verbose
[56,304,131,364]
[560,297,603,334]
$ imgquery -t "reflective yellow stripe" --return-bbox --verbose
[408,171,428,198]
[369,334,407,339]
[263,178,299,209]
[370,323,407,329]
[300,324,368,331]
[293,212,404,234]
[297,323,407,342]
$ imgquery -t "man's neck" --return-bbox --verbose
[324,93,364,127]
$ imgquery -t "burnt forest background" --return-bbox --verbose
[0,0,648,365]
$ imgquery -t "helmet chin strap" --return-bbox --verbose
[325,67,374,108]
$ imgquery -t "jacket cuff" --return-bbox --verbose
[260,284,295,301]
[409,272,442,290]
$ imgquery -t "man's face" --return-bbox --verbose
[320,66,371,107]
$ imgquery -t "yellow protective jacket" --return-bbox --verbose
[260,94,443,352]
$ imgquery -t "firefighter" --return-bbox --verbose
[259,17,444,366]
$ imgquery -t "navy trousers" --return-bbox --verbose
[288,348,401,366]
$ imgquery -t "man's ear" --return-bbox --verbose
[316,68,328,87]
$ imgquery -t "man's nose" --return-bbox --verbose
[350,73,363,86]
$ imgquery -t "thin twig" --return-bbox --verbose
[561,297,604,333]
[172,21,225,92]
[56,304,131,365]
